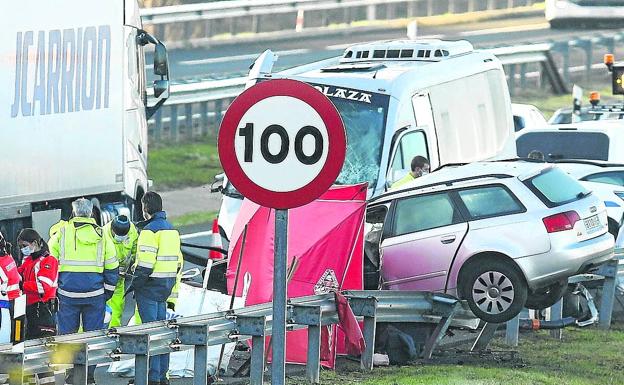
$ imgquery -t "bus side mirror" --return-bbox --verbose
[154,43,169,77]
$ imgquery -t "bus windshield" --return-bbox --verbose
[312,84,389,188]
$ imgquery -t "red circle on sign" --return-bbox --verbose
[218,79,346,209]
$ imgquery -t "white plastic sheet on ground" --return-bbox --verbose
[0,308,11,344]
[108,268,251,378]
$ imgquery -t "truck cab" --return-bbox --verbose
[0,0,169,247]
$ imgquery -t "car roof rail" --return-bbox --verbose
[369,173,514,204]
[551,159,624,168]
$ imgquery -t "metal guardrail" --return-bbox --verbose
[148,28,624,143]
[140,0,541,46]
[0,290,479,385]
[148,42,566,142]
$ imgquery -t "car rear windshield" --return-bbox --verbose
[525,168,590,208]
[517,132,609,161]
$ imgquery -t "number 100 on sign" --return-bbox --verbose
[234,96,330,193]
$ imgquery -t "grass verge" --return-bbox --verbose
[511,82,615,119]
[148,139,222,190]
[305,326,624,385]
[170,210,218,228]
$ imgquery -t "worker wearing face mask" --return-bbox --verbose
[103,215,138,328]
[391,156,431,190]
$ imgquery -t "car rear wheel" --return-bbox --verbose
[460,259,527,324]
[525,279,568,310]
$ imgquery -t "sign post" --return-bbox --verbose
[218,79,346,385]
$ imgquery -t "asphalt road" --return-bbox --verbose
[150,16,624,84]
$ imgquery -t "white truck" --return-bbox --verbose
[0,0,170,246]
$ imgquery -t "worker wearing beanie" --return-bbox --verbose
[103,215,138,328]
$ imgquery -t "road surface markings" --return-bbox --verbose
[179,48,310,66]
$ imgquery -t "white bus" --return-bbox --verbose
[213,39,517,245]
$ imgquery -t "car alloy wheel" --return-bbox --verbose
[460,257,527,323]
[472,271,515,315]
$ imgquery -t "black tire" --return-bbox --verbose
[525,279,568,310]
[459,258,528,324]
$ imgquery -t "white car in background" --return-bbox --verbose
[546,0,624,28]
[512,103,548,134]
[516,120,624,163]
[556,161,624,237]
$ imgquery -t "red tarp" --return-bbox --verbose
[226,184,366,368]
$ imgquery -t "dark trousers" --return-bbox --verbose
[58,295,106,383]
[26,302,56,385]
[136,294,169,382]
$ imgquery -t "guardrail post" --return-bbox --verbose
[570,39,593,82]
[215,99,225,129]
[52,342,88,385]
[471,322,499,351]
[505,314,520,346]
[178,324,210,385]
[551,41,571,84]
[487,0,496,10]
[185,103,193,140]
[252,15,260,34]
[118,333,150,385]
[448,0,455,14]
[200,101,209,136]
[550,299,563,339]
[366,4,376,21]
[423,301,460,359]
[184,22,193,43]
[157,25,166,43]
[426,0,434,16]
[507,64,517,96]
[468,0,476,12]
[235,315,267,385]
[153,108,163,142]
[0,353,24,385]
[290,304,324,384]
[520,63,528,89]
[170,105,179,142]
[598,258,620,329]
[346,296,377,371]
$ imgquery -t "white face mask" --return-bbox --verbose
[21,245,33,256]
[114,235,129,243]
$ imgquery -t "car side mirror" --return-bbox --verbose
[211,173,225,193]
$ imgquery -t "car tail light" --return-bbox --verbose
[543,211,580,233]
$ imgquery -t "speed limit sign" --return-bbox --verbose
[218,79,346,209]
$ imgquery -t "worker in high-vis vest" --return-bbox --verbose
[128,192,182,385]
[103,215,138,328]
[48,198,119,385]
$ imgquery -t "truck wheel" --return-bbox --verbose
[460,259,527,324]
[525,279,568,310]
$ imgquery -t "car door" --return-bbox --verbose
[380,191,468,292]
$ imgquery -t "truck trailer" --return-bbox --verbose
[0,0,169,248]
